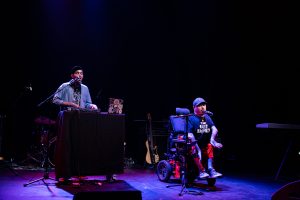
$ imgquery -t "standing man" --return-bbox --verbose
[53,66,118,183]
[53,65,98,111]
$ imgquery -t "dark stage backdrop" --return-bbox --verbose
[1,0,299,173]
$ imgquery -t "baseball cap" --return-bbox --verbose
[193,97,207,107]
[71,65,83,74]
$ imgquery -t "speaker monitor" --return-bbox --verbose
[73,190,142,200]
[271,180,300,200]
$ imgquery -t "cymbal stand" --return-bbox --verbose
[24,130,55,187]
[166,115,203,196]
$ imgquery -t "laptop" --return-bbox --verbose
[108,98,124,114]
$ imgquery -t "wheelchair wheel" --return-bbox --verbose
[207,177,216,187]
[156,160,172,182]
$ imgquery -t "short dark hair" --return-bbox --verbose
[71,66,83,74]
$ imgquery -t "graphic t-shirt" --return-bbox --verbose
[188,114,215,148]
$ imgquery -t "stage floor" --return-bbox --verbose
[0,161,296,200]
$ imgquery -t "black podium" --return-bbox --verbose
[54,110,125,180]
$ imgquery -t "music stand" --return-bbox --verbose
[166,113,203,196]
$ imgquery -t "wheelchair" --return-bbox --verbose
[156,108,216,187]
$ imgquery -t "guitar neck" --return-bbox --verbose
[146,113,157,164]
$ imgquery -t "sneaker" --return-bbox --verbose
[198,171,209,179]
[208,168,222,178]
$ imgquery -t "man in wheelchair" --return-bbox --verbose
[188,97,223,179]
[156,97,222,186]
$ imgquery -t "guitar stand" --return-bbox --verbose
[24,130,55,187]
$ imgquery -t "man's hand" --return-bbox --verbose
[210,139,223,149]
[89,104,98,110]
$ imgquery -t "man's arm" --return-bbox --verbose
[188,132,202,160]
[82,86,98,110]
[210,126,223,148]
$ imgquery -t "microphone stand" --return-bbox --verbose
[179,114,203,196]
[37,81,74,107]
[167,114,203,196]
[23,81,73,186]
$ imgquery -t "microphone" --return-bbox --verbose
[69,77,80,85]
[25,84,32,91]
[205,110,214,116]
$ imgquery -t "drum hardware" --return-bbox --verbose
[34,116,56,168]
[34,116,56,126]
[40,135,57,168]
[24,128,56,186]
[20,120,56,168]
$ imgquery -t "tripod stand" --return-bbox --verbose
[24,129,55,187]
[166,114,203,196]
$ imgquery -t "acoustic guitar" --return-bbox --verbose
[145,113,159,164]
